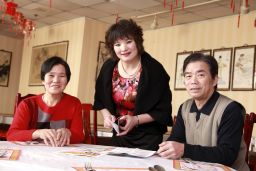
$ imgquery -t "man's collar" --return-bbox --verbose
[190,91,220,115]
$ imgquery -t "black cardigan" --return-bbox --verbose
[94,51,172,134]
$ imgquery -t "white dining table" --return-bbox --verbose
[0,141,234,171]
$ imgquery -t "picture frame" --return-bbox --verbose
[213,48,233,91]
[0,50,12,87]
[232,45,256,90]
[195,49,212,56]
[29,41,69,86]
[95,41,111,79]
[174,51,193,90]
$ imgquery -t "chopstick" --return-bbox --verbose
[93,166,148,170]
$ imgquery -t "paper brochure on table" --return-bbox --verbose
[12,141,46,146]
[108,147,156,158]
[60,146,114,157]
[0,148,21,160]
[173,159,232,171]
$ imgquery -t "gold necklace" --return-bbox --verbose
[120,58,141,78]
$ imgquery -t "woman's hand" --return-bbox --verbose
[32,129,58,147]
[117,115,138,136]
[56,128,71,147]
[101,109,116,128]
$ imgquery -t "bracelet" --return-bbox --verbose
[136,115,140,127]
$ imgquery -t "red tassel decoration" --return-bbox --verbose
[49,0,52,8]
[182,0,185,9]
[230,0,234,9]
[164,0,166,8]
[237,13,240,28]
[246,0,249,6]
[175,0,178,7]
[232,2,235,13]
[170,2,173,14]
[171,12,175,25]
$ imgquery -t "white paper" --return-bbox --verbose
[108,147,156,158]
[111,122,120,134]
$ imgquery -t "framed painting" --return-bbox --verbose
[213,48,232,90]
[29,41,69,86]
[0,50,12,87]
[174,51,193,90]
[232,45,255,90]
[195,49,212,56]
[95,41,111,79]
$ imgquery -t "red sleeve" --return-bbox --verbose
[69,102,84,144]
[7,100,37,141]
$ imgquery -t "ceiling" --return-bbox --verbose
[0,0,255,39]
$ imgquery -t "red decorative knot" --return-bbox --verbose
[5,1,17,16]
[0,0,36,36]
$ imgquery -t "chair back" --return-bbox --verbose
[244,113,254,162]
[81,103,97,144]
[14,93,36,115]
[0,93,36,141]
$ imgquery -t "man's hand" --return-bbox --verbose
[157,141,184,159]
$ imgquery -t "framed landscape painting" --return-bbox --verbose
[29,41,69,86]
[0,50,12,87]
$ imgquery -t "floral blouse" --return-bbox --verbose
[112,65,141,117]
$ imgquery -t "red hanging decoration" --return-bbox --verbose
[245,0,249,6]
[175,0,178,7]
[237,13,240,28]
[5,1,17,16]
[0,0,36,36]
[182,0,185,9]
[232,2,235,13]
[171,12,175,25]
[170,2,173,14]
[49,0,52,8]
[230,0,234,9]
[164,0,166,8]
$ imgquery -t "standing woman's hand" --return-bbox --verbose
[101,109,116,128]
[56,128,71,147]
[32,129,58,147]
[118,115,138,136]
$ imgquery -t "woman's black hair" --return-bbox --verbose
[105,19,144,59]
[40,56,71,82]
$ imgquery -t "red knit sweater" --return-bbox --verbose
[7,93,84,144]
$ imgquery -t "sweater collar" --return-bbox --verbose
[190,91,220,115]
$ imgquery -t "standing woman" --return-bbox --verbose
[94,19,172,150]
[7,56,84,146]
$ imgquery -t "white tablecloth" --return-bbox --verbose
[0,141,234,171]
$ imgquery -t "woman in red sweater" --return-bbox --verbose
[7,56,84,146]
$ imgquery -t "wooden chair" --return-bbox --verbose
[0,93,35,141]
[244,113,253,162]
[14,93,36,114]
[243,112,256,171]
[81,103,98,144]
